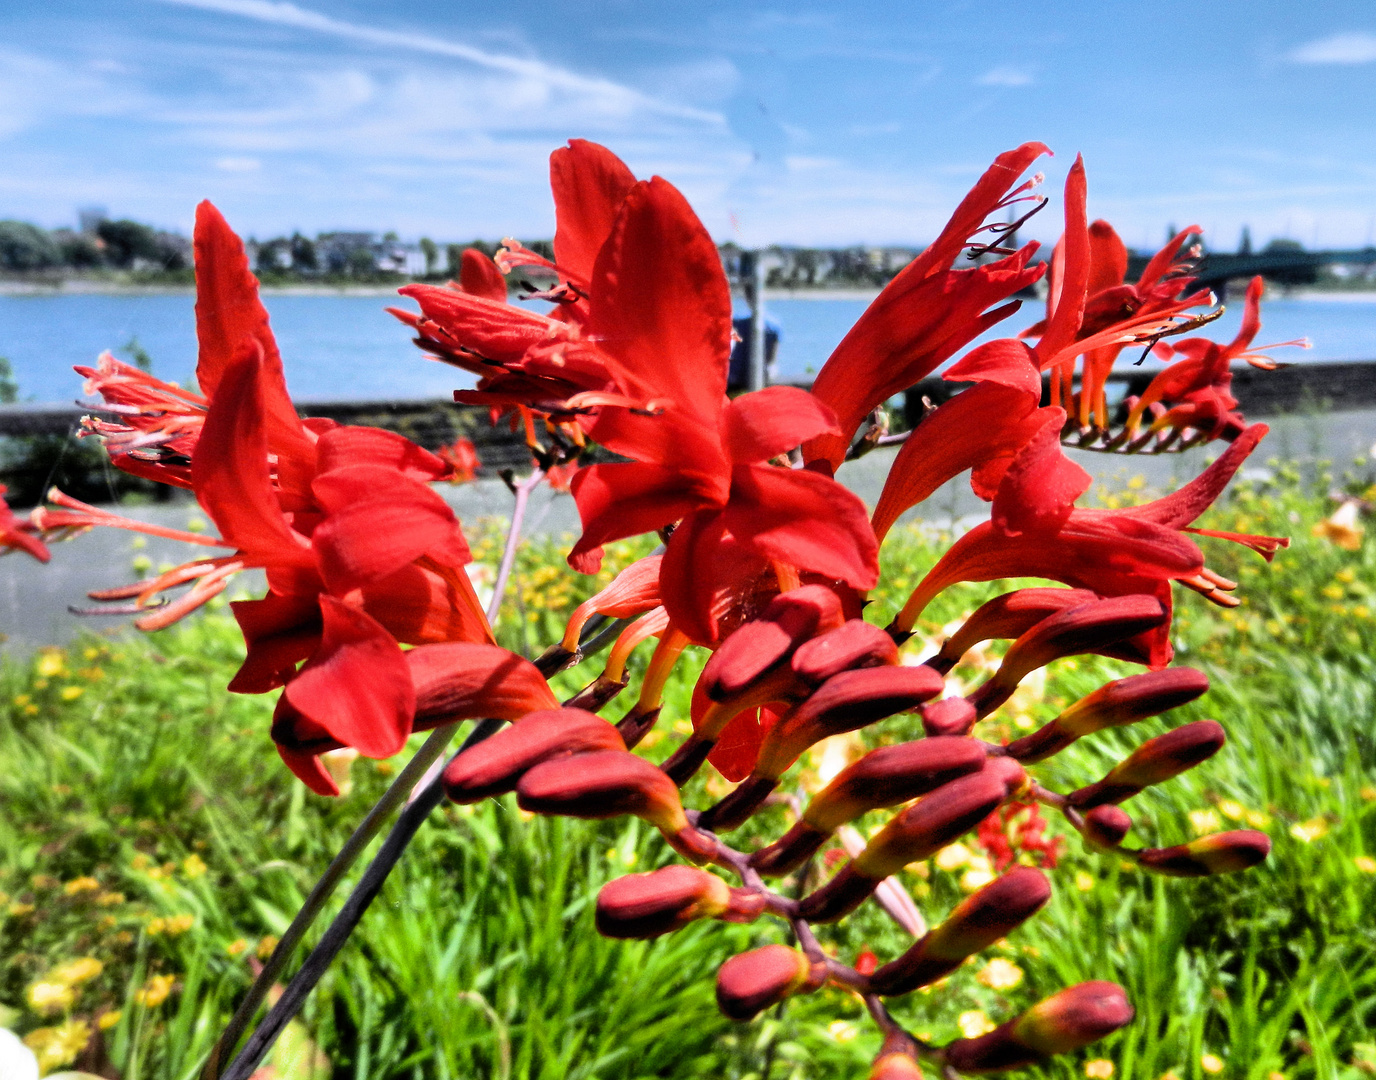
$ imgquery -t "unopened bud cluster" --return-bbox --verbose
[444,582,1270,1075]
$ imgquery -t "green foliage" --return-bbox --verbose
[2,474,1375,1077]
[0,222,62,271]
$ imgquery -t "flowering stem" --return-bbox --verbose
[201,719,462,1080]
[487,468,545,625]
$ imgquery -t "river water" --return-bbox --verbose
[0,290,1372,405]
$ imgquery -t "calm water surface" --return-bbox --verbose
[0,290,1372,404]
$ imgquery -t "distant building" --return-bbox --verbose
[77,206,108,235]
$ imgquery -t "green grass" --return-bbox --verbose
[3,465,1376,1079]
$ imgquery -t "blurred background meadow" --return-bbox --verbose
[4,1,1376,1078]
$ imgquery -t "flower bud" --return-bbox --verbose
[1137,829,1270,877]
[968,596,1168,718]
[930,588,1098,674]
[922,696,977,737]
[701,585,843,700]
[595,866,744,939]
[516,749,688,833]
[715,944,826,1021]
[943,982,1133,1073]
[1007,668,1210,762]
[1069,721,1225,808]
[871,867,1050,995]
[791,619,898,684]
[800,770,1007,923]
[1082,806,1131,848]
[443,708,625,803]
[870,1052,924,1080]
[754,666,945,780]
[560,554,663,652]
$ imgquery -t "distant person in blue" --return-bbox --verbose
[728,316,781,391]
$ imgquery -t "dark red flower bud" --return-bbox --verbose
[715,944,826,1021]
[929,588,1098,674]
[1082,806,1132,848]
[1007,668,1209,762]
[791,619,898,684]
[516,749,691,837]
[968,596,1168,718]
[922,696,977,737]
[983,755,1027,796]
[800,770,1007,923]
[1137,829,1270,876]
[754,665,946,780]
[943,982,1133,1073]
[871,867,1050,995]
[595,865,763,938]
[443,708,625,803]
[700,585,843,701]
[1069,720,1225,808]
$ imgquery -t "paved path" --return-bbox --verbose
[3,408,1370,652]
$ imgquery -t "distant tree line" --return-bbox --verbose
[0,218,191,272]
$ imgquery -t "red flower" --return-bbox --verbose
[0,485,48,562]
[438,437,481,483]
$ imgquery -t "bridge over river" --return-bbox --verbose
[1126,247,1376,292]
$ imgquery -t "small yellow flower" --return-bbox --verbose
[146,916,167,935]
[1245,809,1272,828]
[1354,855,1376,874]
[60,685,84,701]
[8,901,36,916]
[113,930,134,945]
[1289,818,1328,843]
[164,913,195,936]
[958,1010,997,1039]
[1075,871,1096,892]
[12,693,30,706]
[1313,500,1364,551]
[1085,1059,1115,1079]
[226,938,249,957]
[97,915,117,931]
[131,853,151,871]
[182,854,208,879]
[134,973,176,1008]
[935,843,972,871]
[257,935,280,959]
[1217,800,1246,822]
[827,1020,859,1042]
[977,958,1024,991]
[32,873,59,890]
[23,1019,91,1072]
[1321,584,1345,600]
[96,891,125,907]
[961,864,996,891]
[1201,1053,1225,1074]
[52,957,103,985]
[1189,809,1222,835]
[374,760,395,776]
[98,1010,122,1030]
[35,649,66,679]
[64,876,101,895]
[27,979,75,1013]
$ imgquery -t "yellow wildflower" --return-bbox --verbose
[935,843,972,871]
[958,1010,997,1039]
[98,1010,122,1031]
[1245,809,1272,828]
[1289,818,1328,843]
[257,935,280,959]
[131,853,151,871]
[226,938,249,957]
[9,901,36,916]
[35,649,66,679]
[1076,871,1096,892]
[1201,1053,1225,1074]
[1189,809,1222,835]
[1217,800,1246,822]
[96,891,125,906]
[31,874,59,890]
[1313,500,1363,551]
[146,917,167,935]
[1085,1060,1115,1079]
[165,913,195,936]
[134,973,176,1008]
[182,854,208,879]
[1354,855,1376,874]
[64,876,100,895]
[977,958,1024,990]
[1322,584,1345,600]
[827,1020,859,1042]
[26,979,75,1013]
[60,685,84,701]
[961,863,996,891]
[23,1020,90,1073]
[12,693,29,706]
[52,957,103,985]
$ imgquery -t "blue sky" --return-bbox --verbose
[2,1,1375,250]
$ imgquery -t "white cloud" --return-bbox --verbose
[1289,31,1376,64]
[215,156,261,171]
[156,0,725,125]
[976,66,1034,87]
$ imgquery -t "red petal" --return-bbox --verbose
[724,465,879,590]
[871,382,1045,542]
[567,462,712,574]
[191,343,312,565]
[1036,156,1090,365]
[587,177,732,467]
[551,139,637,287]
[360,557,494,646]
[991,411,1092,537]
[407,641,559,726]
[282,595,414,758]
[228,591,322,693]
[460,249,508,302]
[944,338,1042,396]
[1121,424,1267,529]
[315,426,452,482]
[659,509,731,644]
[395,284,564,365]
[1086,220,1128,297]
[708,705,785,783]
[723,385,839,464]
[277,743,340,796]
